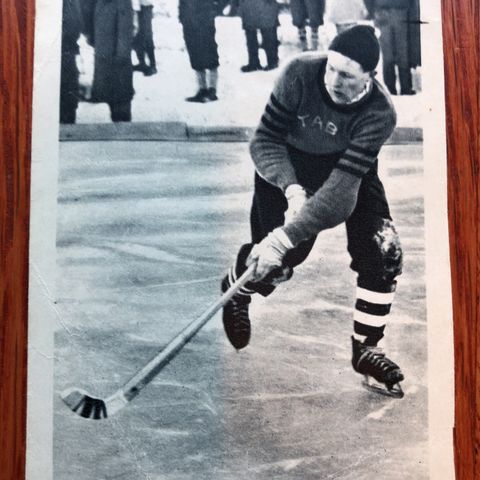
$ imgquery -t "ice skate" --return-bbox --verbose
[221,275,251,350]
[351,336,404,398]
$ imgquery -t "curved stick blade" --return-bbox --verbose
[61,388,108,420]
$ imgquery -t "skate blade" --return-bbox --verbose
[362,376,404,399]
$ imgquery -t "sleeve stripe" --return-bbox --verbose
[265,104,292,125]
[335,164,364,178]
[348,143,379,157]
[261,115,288,135]
[338,159,370,173]
[270,94,296,117]
[342,153,373,168]
[344,148,375,162]
[338,159,370,175]
[256,127,285,142]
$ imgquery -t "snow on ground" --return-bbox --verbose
[76,1,422,128]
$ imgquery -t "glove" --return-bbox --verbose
[246,228,294,281]
[284,184,307,224]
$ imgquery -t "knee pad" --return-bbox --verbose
[373,218,403,282]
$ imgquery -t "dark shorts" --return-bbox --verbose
[290,0,325,28]
[182,22,219,71]
[235,145,402,295]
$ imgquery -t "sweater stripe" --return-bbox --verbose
[265,104,292,126]
[270,93,296,117]
[261,115,288,135]
[342,152,374,167]
[257,127,284,142]
[335,163,365,178]
[348,143,379,157]
[337,159,370,175]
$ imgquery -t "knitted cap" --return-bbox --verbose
[329,25,380,72]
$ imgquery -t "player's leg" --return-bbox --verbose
[143,5,157,75]
[346,172,404,396]
[133,8,147,72]
[305,0,325,50]
[375,10,396,94]
[261,27,279,70]
[222,173,316,349]
[241,28,262,72]
[290,0,308,50]
[393,9,414,95]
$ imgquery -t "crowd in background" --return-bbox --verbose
[60,0,421,124]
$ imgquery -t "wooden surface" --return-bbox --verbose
[442,1,480,478]
[0,0,478,479]
[0,0,34,478]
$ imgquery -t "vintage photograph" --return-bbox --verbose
[27,0,454,478]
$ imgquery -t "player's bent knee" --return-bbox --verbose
[373,218,403,282]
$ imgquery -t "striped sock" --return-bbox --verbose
[353,286,395,346]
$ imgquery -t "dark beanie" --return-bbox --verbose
[329,25,380,72]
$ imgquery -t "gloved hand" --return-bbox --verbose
[284,184,307,224]
[246,228,294,281]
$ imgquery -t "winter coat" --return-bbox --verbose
[326,0,368,25]
[407,0,421,67]
[179,0,217,26]
[364,0,421,67]
[81,0,135,104]
[239,0,279,30]
[364,0,409,10]
[179,0,220,71]
[62,0,82,54]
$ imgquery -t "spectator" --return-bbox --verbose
[407,0,421,73]
[132,0,157,76]
[179,0,220,103]
[238,0,280,72]
[326,0,368,34]
[290,0,325,51]
[60,0,82,124]
[364,0,417,95]
[81,0,135,121]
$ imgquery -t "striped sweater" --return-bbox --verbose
[250,53,396,246]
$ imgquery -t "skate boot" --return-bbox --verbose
[351,336,404,398]
[221,275,251,350]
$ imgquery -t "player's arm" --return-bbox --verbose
[249,59,304,191]
[283,110,397,246]
[248,109,396,279]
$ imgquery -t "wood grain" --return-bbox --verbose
[0,0,34,478]
[442,1,480,479]
[0,0,478,478]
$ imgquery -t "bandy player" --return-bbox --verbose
[221,25,405,397]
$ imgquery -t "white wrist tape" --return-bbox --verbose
[271,227,294,250]
[284,185,307,223]
[285,184,306,200]
[250,228,294,267]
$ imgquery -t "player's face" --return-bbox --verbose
[324,51,371,104]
